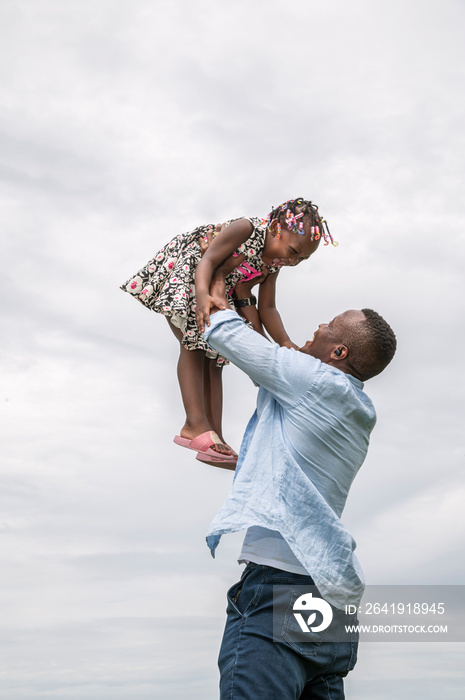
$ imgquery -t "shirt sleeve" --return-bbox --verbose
[203,310,319,408]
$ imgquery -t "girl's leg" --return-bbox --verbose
[166,319,232,456]
[204,357,225,441]
[204,358,237,456]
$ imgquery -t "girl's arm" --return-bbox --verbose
[195,218,253,332]
[258,271,299,350]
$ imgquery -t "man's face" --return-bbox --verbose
[299,310,366,362]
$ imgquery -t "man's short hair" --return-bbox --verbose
[345,309,397,381]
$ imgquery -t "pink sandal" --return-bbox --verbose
[173,431,236,462]
[196,452,237,470]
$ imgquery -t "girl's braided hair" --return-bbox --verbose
[264,198,337,246]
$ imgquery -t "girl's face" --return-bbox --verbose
[263,218,320,268]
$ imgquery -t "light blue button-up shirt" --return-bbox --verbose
[203,310,376,609]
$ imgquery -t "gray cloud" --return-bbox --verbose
[1,0,464,697]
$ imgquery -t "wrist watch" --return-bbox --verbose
[233,295,257,308]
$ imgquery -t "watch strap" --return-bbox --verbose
[233,295,257,308]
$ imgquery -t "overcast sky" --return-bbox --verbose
[1,0,464,698]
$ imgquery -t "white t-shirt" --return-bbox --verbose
[239,526,310,575]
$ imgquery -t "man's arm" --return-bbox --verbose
[203,309,318,408]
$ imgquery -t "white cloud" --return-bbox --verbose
[1,0,464,697]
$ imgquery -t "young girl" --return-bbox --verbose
[121,198,335,469]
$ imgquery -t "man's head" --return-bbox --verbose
[299,309,397,381]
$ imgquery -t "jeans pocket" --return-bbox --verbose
[279,589,330,657]
[226,564,266,618]
[226,580,244,616]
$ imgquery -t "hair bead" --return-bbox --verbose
[265,198,337,246]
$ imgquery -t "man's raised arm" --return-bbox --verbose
[203,309,317,408]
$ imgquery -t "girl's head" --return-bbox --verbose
[262,198,336,268]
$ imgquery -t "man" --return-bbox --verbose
[202,306,396,700]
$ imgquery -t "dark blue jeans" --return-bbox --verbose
[218,563,358,700]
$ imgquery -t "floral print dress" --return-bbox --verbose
[120,217,279,365]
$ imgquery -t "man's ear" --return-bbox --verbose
[331,345,348,360]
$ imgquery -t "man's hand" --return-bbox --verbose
[281,340,300,350]
[198,223,227,256]
[198,226,214,256]
[233,269,267,302]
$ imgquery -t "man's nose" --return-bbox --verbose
[318,323,328,330]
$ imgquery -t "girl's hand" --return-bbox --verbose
[196,293,228,333]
